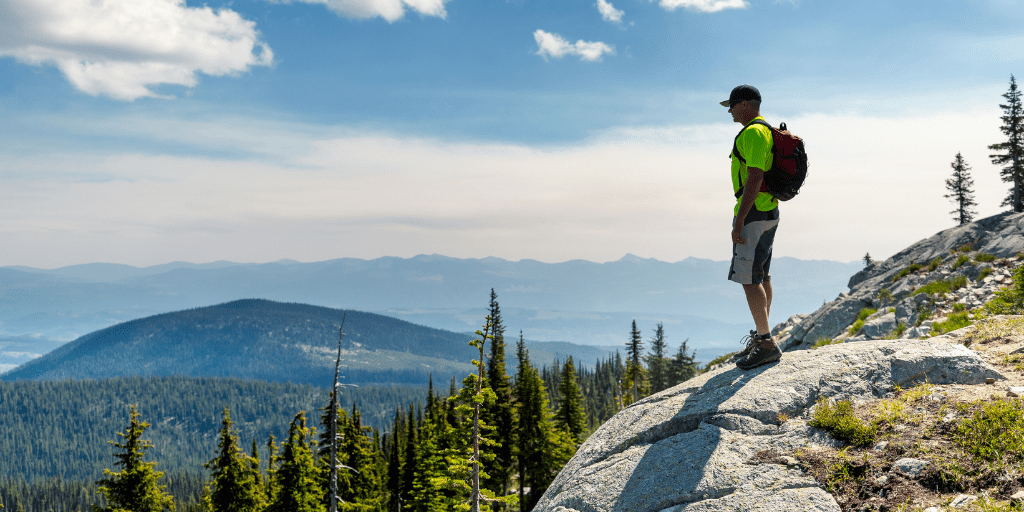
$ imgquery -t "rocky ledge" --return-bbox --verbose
[533,338,1002,512]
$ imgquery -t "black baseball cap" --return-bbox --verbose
[720,85,761,107]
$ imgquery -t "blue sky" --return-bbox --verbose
[1,0,1022,268]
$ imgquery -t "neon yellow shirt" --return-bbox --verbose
[732,116,778,215]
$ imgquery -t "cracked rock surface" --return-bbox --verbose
[533,339,1003,512]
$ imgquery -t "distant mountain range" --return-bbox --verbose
[0,254,861,364]
[0,299,617,385]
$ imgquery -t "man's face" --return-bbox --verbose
[728,100,750,123]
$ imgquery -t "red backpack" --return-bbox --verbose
[732,120,808,201]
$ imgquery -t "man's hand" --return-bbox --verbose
[732,219,745,245]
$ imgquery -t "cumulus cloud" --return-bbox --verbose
[288,0,450,22]
[657,0,747,12]
[597,0,625,23]
[534,30,614,62]
[0,0,272,101]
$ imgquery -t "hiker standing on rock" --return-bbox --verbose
[723,85,783,370]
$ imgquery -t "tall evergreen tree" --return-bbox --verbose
[863,253,873,267]
[93,405,176,512]
[483,290,516,504]
[204,408,265,512]
[266,412,324,512]
[989,74,1024,212]
[945,152,978,225]
[622,320,647,405]
[386,409,404,512]
[666,338,699,387]
[646,323,668,394]
[513,332,573,512]
[554,356,587,443]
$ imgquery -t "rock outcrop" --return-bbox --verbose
[534,212,1024,512]
[533,339,1003,512]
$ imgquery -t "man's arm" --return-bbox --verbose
[731,167,765,245]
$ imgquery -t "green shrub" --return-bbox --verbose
[932,312,972,334]
[857,308,877,321]
[877,288,893,302]
[974,252,996,263]
[809,397,875,447]
[812,337,842,349]
[951,254,971,270]
[984,265,1024,315]
[978,267,993,281]
[958,244,973,253]
[952,302,966,312]
[892,263,923,282]
[927,256,944,272]
[912,275,968,296]
[954,398,1024,465]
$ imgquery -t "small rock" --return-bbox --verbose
[1008,387,1024,398]
[875,475,888,485]
[950,494,978,508]
[873,441,888,452]
[778,456,799,466]
[986,377,996,384]
[893,457,929,476]
[1012,490,1024,503]
[924,508,940,512]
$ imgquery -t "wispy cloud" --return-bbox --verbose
[534,30,614,62]
[280,0,451,22]
[597,0,625,23]
[657,0,747,13]
[0,0,272,101]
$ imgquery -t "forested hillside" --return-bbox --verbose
[1,299,479,385]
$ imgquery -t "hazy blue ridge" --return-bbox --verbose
[0,255,862,354]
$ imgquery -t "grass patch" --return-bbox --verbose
[983,265,1024,315]
[892,263,923,282]
[847,308,877,335]
[809,397,877,447]
[812,337,842,349]
[931,312,972,335]
[978,267,993,280]
[912,275,968,296]
[954,398,1024,467]
[964,316,1024,346]
[703,352,732,370]
[927,256,944,272]
[951,254,971,270]
[974,252,997,262]
[877,288,893,302]
[957,243,974,253]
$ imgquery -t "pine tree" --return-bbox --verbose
[266,412,325,512]
[646,323,668,394]
[863,253,873,267]
[622,320,647,405]
[513,332,573,512]
[554,357,587,443]
[666,339,699,387]
[989,75,1024,212]
[482,290,516,504]
[945,152,978,225]
[93,405,176,512]
[204,408,265,512]
[386,409,404,512]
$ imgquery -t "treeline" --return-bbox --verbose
[0,291,702,511]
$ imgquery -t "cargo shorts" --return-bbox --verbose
[727,208,779,285]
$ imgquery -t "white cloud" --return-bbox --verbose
[294,0,450,22]
[597,0,625,23]
[534,30,614,62]
[657,0,747,13]
[0,0,272,101]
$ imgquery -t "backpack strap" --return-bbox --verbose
[731,119,773,198]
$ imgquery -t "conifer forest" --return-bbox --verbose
[0,292,701,512]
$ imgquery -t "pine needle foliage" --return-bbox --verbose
[989,75,1024,212]
[204,408,264,512]
[945,152,978,225]
[93,405,176,512]
[554,357,587,444]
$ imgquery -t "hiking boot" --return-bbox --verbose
[728,330,757,363]
[736,335,782,370]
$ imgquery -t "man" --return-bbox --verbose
[722,85,782,370]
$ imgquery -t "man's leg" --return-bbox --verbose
[764,279,772,324]
[742,283,770,336]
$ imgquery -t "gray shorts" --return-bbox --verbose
[728,209,779,285]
